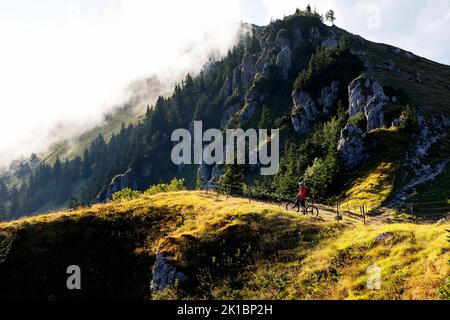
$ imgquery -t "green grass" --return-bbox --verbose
[350,36,450,116]
[1,191,448,300]
[41,104,146,165]
[341,128,409,212]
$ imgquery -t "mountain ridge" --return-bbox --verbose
[1,9,449,221]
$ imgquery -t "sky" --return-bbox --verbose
[0,0,449,168]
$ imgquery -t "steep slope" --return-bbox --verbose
[0,191,448,300]
[2,10,450,222]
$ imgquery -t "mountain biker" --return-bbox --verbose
[297,182,309,210]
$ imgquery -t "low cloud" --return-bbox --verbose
[0,0,244,168]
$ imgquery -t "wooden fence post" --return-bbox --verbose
[363,205,366,225]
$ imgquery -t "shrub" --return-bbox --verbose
[440,229,450,300]
[144,178,185,196]
[399,105,418,134]
[303,154,339,197]
[384,103,405,127]
[348,112,367,132]
[112,188,142,202]
[293,38,364,101]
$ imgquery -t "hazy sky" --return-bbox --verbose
[0,0,449,167]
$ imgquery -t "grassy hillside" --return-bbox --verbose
[349,32,450,115]
[0,191,448,300]
[41,104,146,165]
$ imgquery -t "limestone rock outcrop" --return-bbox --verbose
[348,75,389,131]
[337,123,368,169]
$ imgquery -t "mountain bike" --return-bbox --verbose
[285,197,319,217]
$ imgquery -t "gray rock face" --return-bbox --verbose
[348,75,389,132]
[309,26,321,41]
[232,67,241,92]
[441,114,450,127]
[255,49,270,74]
[210,164,224,184]
[150,254,188,294]
[392,118,401,128]
[388,114,450,206]
[337,124,368,169]
[103,168,138,200]
[293,28,303,42]
[197,162,209,188]
[275,30,290,49]
[291,91,318,134]
[318,81,340,114]
[276,46,292,80]
[221,103,242,127]
[384,59,396,70]
[235,101,259,126]
[220,78,232,98]
[241,53,256,88]
[415,72,423,84]
[321,38,339,49]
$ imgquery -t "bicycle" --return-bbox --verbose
[285,197,319,217]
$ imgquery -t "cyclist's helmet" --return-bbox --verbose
[299,181,304,186]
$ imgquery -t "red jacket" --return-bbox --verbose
[298,186,308,199]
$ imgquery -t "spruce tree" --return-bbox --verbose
[221,165,244,195]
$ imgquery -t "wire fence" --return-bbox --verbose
[202,181,450,225]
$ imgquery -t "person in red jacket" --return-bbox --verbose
[297,182,309,209]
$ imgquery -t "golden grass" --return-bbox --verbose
[295,223,450,300]
[1,191,448,300]
[344,162,396,212]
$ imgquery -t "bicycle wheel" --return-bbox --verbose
[306,205,319,217]
[286,201,300,212]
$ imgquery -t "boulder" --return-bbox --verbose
[291,91,317,134]
[348,75,389,132]
[99,168,138,201]
[150,254,188,294]
[373,232,392,243]
[337,124,368,169]
[276,46,292,80]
